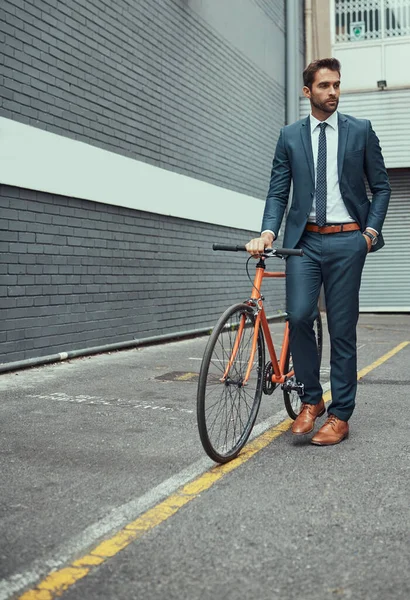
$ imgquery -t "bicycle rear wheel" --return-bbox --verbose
[283,312,323,420]
[197,303,265,463]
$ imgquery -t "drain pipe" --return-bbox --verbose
[285,0,302,124]
[0,313,286,374]
[305,0,313,65]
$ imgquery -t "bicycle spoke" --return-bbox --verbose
[231,389,245,448]
[238,391,252,419]
[205,400,223,430]
[227,386,239,449]
[235,391,246,434]
[240,386,257,409]
[218,388,230,451]
[222,390,231,452]
[207,389,228,437]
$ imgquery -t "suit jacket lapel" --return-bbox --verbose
[300,116,315,186]
[338,113,349,180]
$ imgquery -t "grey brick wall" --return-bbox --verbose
[0,185,285,364]
[0,0,289,365]
[1,0,285,199]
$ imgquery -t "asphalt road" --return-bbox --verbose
[1,314,410,599]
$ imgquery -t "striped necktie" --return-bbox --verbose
[315,122,328,227]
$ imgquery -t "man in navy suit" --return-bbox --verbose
[246,58,390,445]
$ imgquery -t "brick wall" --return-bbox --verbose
[0,0,288,364]
[0,185,285,363]
[1,0,285,199]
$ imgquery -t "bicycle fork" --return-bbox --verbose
[220,310,260,386]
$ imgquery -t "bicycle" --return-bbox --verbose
[196,244,323,464]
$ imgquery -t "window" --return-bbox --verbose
[334,0,410,42]
[385,0,410,37]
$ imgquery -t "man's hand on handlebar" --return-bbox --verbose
[245,232,275,256]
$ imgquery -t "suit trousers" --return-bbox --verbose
[285,229,368,421]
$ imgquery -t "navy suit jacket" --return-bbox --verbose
[261,113,391,252]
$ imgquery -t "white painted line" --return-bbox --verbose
[26,393,194,414]
[0,381,331,600]
[188,358,257,365]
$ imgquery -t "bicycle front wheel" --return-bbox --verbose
[197,303,265,463]
[283,312,323,420]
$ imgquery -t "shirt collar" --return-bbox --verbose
[310,110,338,133]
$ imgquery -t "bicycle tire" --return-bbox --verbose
[283,312,323,420]
[197,303,265,463]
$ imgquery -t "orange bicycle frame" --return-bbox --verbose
[222,262,294,386]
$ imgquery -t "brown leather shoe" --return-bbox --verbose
[291,398,325,435]
[311,414,349,446]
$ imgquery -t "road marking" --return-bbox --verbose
[356,340,409,380]
[0,396,328,600]
[9,341,410,600]
[17,423,294,600]
[26,393,193,414]
[189,357,255,364]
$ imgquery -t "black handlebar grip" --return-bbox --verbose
[212,244,247,252]
[275,248,304,256]
[212,244,303,256]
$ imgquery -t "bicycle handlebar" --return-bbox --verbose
[212,244,303,257]
[212,244,248,252]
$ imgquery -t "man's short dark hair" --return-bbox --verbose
[303,58,341,89]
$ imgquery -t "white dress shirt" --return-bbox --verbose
[308,111,354,224]
[262,110,377,239]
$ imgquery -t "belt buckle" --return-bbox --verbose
[328,224,342,233]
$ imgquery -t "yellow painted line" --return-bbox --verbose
[18,341,410,600]
[356,340,409,380]
[322,340,410,404]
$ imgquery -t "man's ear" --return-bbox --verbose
[302,86,311,99]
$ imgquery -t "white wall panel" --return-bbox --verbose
[0,117,264,232]
[333,44,383,90]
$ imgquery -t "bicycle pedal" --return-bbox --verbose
[281,380,304,397]
[295,383,305,397]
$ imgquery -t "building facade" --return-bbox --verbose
[304,0,410,311]
[1,0,295,366]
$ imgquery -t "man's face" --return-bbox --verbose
[303,68,341,115]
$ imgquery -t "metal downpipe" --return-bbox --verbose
[286,0,302,125]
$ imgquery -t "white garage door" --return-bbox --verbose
[360,169,410,312]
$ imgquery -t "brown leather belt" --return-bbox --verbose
[305,223,360,234]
